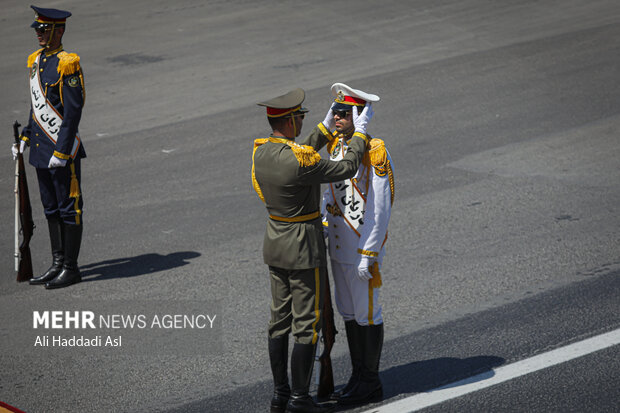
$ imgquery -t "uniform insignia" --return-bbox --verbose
[67,75,79,87]
[326,203,343,217]
[30,62,38,79]
[337,91,344,101]
[331,140,342,157]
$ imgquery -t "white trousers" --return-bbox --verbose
[330,260,383,326]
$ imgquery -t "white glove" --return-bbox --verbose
[357,256,375,281]
[353,103,374,135]
[322,103,336,131]
[48,155,67,168]
[11,141,27,160]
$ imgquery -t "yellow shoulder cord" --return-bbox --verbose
[387,159,395,205]
[79,69,86,104]
[251,139,268,202]
[268,137,321,167]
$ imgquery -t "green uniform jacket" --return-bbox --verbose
[253,124,368,269]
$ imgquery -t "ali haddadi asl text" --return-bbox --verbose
[34,335,121,347]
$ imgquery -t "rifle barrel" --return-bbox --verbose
[14,160,20,272]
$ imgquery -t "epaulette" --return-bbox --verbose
[251,138,269,203]
[367,138,388,175]
[286,141,321,167]
[57,51,81,76]
[27,49,43,68]
[253,138,269,149]
[367,138,395,204]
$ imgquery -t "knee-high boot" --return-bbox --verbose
[338,323,383,405]
[46,223,82,289]
[29,216,64,285]
[330,320,363,400]
[285,343,334,413]
[269,335,291,413]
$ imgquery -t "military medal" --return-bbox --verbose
[30,62,37,79]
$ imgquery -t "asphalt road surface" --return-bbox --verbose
[1,1,619,412]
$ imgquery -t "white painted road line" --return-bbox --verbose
[361,328,620,413]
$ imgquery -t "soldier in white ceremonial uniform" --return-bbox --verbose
[321,83,394,406]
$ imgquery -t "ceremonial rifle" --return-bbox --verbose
[13,121,34,282]
[317,268,337,399]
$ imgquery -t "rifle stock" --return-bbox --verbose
[317,268,337,399]
[13,121,34,282]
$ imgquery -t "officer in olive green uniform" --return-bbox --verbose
[252,88,373,413]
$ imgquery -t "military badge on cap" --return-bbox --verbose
[331,82,380,111]
[257,88,310,118]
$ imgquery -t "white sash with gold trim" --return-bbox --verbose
[29,54,80,158]
[328,138,366,236]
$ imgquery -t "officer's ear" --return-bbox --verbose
[56,27,65,38]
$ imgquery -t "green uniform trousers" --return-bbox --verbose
[268,266,326,345]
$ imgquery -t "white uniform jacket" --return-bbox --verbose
[322,136,394,266]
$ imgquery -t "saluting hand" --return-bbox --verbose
[353,103,374,135]
[322,103,336,131]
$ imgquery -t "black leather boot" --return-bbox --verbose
[30,217,64,285]
[338,323,383,406]
[330,320,363,401]
[46,224,82,289]
[285,343,335,413]
[269,335,291,413]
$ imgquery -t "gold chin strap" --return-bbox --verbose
[291,113,297,137]
[45,24,56,49]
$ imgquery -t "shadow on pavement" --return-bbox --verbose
[332,355,505,411]
[380,355,505,397]
[164,353,505,413]
[79,251,201,281]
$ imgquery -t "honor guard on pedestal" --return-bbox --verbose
[252,88,374,413]
[321,83,394,406]
[11,6,86,289]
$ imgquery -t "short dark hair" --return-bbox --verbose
[268,115,289,131]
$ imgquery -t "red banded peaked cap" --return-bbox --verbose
[257,88,309,118]
[331,82,380,111]
[30,5,71,28]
